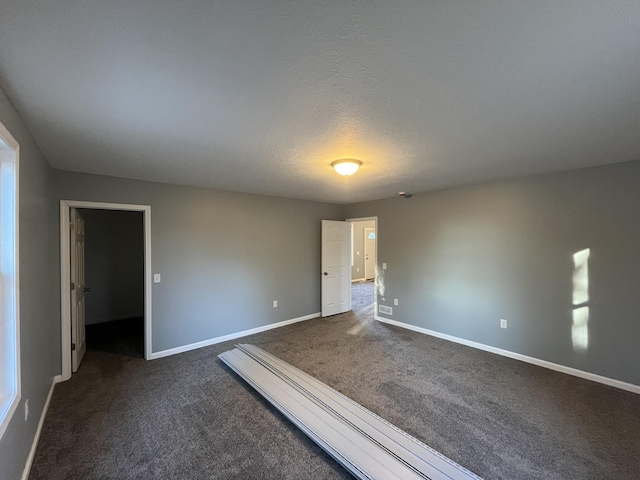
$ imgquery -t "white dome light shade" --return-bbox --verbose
[331,159,362,176]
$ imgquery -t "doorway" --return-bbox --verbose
[79,209,145,359]
[60,201,152,381]
[346,217,377,314]
[348,218,377,282]
[364,227,376,281]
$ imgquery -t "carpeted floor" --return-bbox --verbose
[86,317,145,358]
[30,281,640,479]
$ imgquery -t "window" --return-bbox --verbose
[0,122,19,440]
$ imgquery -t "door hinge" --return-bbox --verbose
[71,282,75,290]
[69,222,74,230]
[71,343,76,351]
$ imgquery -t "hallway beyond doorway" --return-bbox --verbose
[351,281,374,314]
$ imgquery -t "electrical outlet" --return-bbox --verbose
[394,298,398,306]
[153,274,161,283]
[382,262,387,269]
[500,319,508,329]
[273,300,278,308]
[356,268,359,272]
[25,399,29,421]
[379,305,393,315]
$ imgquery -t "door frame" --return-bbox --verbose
[346,216,378,307]
[60,200,152,381]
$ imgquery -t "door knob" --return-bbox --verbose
[323,272,328,276]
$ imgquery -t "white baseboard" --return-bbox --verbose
[375,315,640,395]
[21,378,56,480]
[149,312,321,360]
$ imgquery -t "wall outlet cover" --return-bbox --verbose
[500,319,508,329]
[379,305,393,315]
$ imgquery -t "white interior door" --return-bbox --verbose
[364,227,376,280]
[70,208,86,372]
[321,220,351,317]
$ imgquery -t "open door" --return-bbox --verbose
[70,208,86,372]
[321,220,351,317]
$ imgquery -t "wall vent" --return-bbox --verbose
[379,305,393,315]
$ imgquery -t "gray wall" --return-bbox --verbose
[55,172,344,353]
[0,88,59,480]
[345,161,640,386]
[349,220,375,280]
[80,209,144,325]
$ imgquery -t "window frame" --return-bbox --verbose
[0,121,20,440]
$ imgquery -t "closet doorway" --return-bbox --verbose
[60,201,152,381]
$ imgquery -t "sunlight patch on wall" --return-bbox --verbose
[376,265,385,297]
[572,307,589,351]
[572,249,590,305]
[572,248,590,352]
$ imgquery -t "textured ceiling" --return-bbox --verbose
[1,1,639,204]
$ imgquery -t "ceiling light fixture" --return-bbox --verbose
[331,159,362,176]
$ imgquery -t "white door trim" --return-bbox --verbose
[60,200,152,381]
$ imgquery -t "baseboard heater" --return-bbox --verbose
[219,344,483,480]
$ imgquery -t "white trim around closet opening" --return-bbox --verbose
[59,200,152,381]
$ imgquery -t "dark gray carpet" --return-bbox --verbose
[30,282,640,479]
[86,317,144,358]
